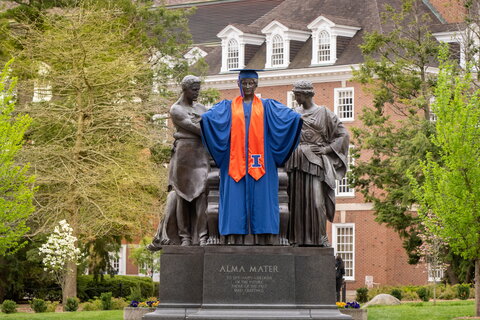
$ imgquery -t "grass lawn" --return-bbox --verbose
[0,310,122,319]
[367,300,475,320]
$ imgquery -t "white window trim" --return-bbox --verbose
[307,16,360,67]
[433,30,467,68]
[32,82,52,103]
[287,91,299,109]
[332,223,355,281]
[218,25,265,73]
[334,87,354,122]
[311,28,336,66]
[427,262,444,282]
[264,31,289,69]
[184,46,208,66]
[262,21,310,70]
[110,244,127,275]
[336,145,355,197]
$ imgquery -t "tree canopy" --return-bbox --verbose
[351,0,441,264]
[412,46,480,316]
[0,59,35,256]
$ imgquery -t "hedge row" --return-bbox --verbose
[77,275,158,302]
[364,283,475,301]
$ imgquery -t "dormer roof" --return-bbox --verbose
[217,24,265,46]
[261,20,310,41]
[307,15,361,37]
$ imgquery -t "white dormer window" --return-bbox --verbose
[318,30,331,62]
[227,39,240,69]
[433,30,468,68]
[262,20,310,69]
[272,35,284,66]
[217,25,265,73]
[308,16,360,66]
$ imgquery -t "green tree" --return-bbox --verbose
[130,237,161,279]
[412,47,480,316]
[0,59,35,256]
[350,0,441,264]
[6,0,193,300]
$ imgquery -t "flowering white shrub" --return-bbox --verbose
[40,220,81,271]
[39,220,82,288]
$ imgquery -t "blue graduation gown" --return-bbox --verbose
[201,98,302,235]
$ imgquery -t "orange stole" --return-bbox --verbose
[228,95,265,182]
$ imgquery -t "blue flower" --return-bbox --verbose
[346,301,360,309]
[130,300,139,307]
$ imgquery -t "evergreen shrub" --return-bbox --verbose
[1,300,17,314]
[31,298,47,313]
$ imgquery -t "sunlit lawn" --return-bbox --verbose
[367,300,475,320]
[0,310,122,320]
[0,301,476,320]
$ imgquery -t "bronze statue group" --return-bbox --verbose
[149,70,349,250]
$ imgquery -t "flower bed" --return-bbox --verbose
[337,301,366,320]
[123,299,160,320]
[123,307,156,320]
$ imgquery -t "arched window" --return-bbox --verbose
[272,35,284,66]
[227,39,239,70]
[318,31,330,62]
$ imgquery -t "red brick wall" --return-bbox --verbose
[328,210,428,290]
[126,246,139,275]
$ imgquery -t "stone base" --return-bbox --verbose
[125,307,156,320]
[144,305,351,320]
[339,309,367,320]
[143,246,351,320]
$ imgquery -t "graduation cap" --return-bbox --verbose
[231,69,264,96]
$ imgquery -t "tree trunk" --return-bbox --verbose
[475,258,479,317]
[62,260,77,308]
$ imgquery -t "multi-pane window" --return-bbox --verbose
[109,245,126,275]
[32,81,52,103]
[227,39,239,70]
[272,35,284,66]
[336,146,354,196]
[111,255,120,274]
[334,88,354,121]
[287,91,299,109]
[333,224,355,280]
[428,263,444,282]
[318,31,331,62]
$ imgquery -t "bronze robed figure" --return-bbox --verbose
[149,75,209,249]
[285,80,350,246]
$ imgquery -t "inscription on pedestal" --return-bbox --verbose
[203,254,295,304]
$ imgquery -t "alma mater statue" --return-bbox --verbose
[200,69,302,239]
[285,80,350,246]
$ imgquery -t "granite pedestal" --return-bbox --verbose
[144,246,350,320]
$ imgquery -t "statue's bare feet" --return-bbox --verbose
[181,239,192,246]
[146,243,162,252]
[206,236,220,245]
[279,237,290,246]
[320,236,331,247]
[160,238,173,245]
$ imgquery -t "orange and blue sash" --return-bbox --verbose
[229,95,265,182]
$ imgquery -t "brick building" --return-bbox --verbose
[153,0,467,290]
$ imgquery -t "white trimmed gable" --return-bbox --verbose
[307,16,361,66]
[184,47,208,66]
[433,30,468,67]
[217,25,265,72]
[261,20,310,69]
